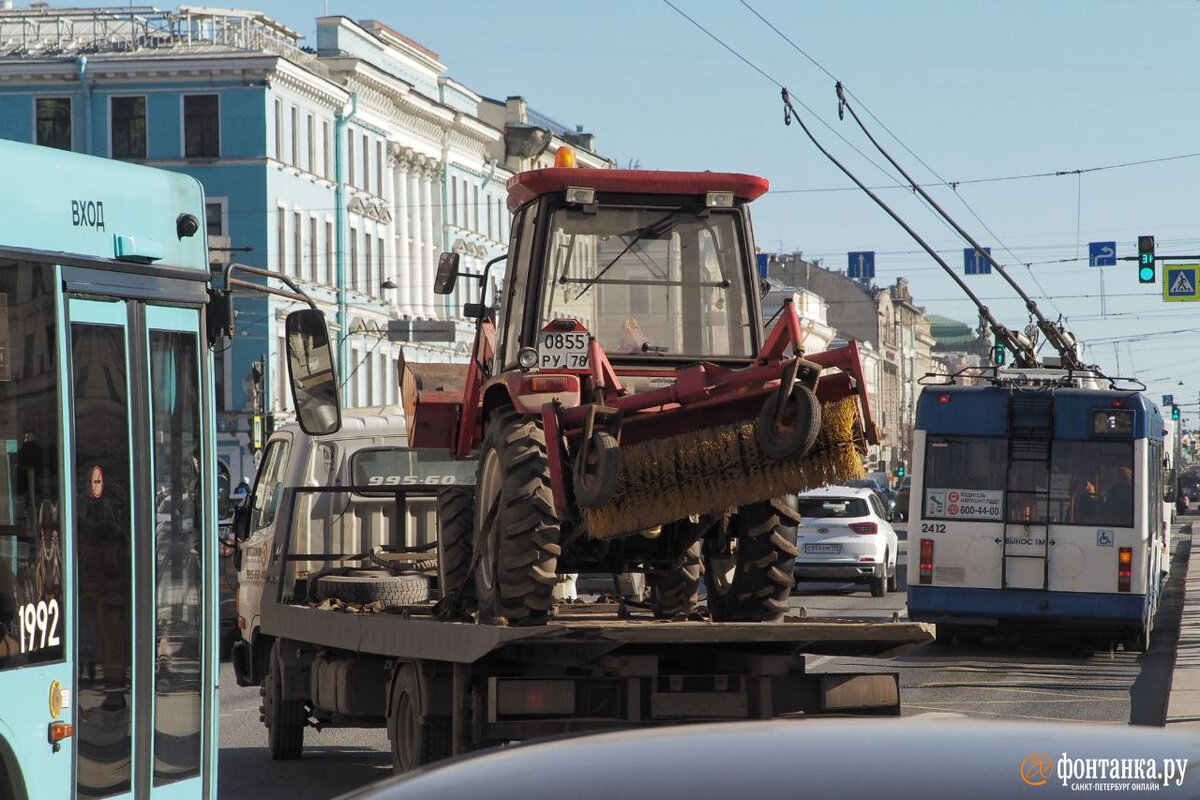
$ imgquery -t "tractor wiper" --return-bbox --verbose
[570,212,680,301]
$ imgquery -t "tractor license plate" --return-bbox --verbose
[804,543,841,554]
[538,330,590,370]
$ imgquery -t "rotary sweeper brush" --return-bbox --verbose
[401,151,880,626]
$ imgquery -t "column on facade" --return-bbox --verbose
[408,164,424,318]
[391,147,411,316]
[416,160,436,318]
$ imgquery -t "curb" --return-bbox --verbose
[1166,521,1200,727]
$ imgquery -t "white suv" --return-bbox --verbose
[794,486,899,597]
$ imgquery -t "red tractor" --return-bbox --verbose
[401,157,878,625]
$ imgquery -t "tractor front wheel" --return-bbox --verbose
[473,409,561,626]
[703,498,798,622]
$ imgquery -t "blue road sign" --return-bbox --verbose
[964,247,992,275]
[1088,241,1117,268]
[848,251,875,279]
[1165,266,1200,302]
[1164,394,1175,405]
[756,253,769,278]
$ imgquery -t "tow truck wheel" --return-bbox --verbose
[474,409,561,626]
[756,385,821,462]
[704,498,798,622]
[648,539,701,618]
[263,642,305,760]
[436,487,477,617]
[389,664,449,774]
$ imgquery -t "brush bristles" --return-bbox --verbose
[583,397,867,539]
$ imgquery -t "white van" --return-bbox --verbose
[230,406,469,685]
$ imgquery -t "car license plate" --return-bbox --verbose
[804,543,841,554]
[538,329,589,370]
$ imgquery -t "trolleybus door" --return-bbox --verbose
[70,298,210,800]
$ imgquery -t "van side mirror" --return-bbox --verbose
[285,308,341,436]
[1165,468,1179,503]
[434,252,459,295]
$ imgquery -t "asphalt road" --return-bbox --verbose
[218,522,1188,799]
[796,524,1187,726]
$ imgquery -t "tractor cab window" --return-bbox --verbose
[538,205,752,360]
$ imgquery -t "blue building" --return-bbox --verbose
[0,6,610,477]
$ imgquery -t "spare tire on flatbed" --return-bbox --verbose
[314,569,431,607]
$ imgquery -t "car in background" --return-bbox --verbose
[846,477,896,520]
[794,486,899,597]
[894,475,912,521]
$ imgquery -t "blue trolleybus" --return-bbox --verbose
[0,140,337,799]
[906,369,1167,651]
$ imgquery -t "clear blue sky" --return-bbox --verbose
[44,1,1200,415]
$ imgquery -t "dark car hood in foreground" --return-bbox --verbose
[336,717,1200,799]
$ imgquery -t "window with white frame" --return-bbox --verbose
[306,113,315,173]
[290,106,299,166]
[349,226,358,291]
[376,140,383,198]
[309,215,318,283]
[293,211,302,277]
[322,120,332,180]
[324,219,333,285]
[364,236,373,296]
[362,133,370,195]
[277,206,287,272]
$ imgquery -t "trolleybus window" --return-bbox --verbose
[150,329,203,784]
[0,261,64,669]
[923,434,1134,526]
[73,320,133,798]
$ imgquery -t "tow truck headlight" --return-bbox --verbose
[518,347,539,370]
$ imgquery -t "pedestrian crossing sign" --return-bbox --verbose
[1164,265,1200,302]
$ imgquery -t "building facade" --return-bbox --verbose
[0,6,610,478]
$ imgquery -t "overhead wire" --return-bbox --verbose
[737,0,1069,321]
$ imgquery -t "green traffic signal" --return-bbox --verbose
[1138,235,1156,284]
[994,340,1006,366]
[1173,405,1181,420]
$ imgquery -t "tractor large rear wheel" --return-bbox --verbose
[703,498,798,622]
[647,539,701,619]
[473,409,561,626]
[435,486,476,618]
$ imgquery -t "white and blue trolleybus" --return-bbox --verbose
[0,139,339,799]
[906,368,1168,651]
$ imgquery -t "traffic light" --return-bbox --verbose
[1138,235,1156,284]
[993,339,1006,366]
[1173,405,1181,420]
[896,463,906,478]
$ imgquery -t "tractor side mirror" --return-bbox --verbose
[285,308,342,436]
[434,252,459,295]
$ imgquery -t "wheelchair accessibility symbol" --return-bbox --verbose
[1096,530,1114,547]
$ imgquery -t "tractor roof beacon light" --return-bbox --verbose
[554,146,577,168]
[1138,235,1156,284]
